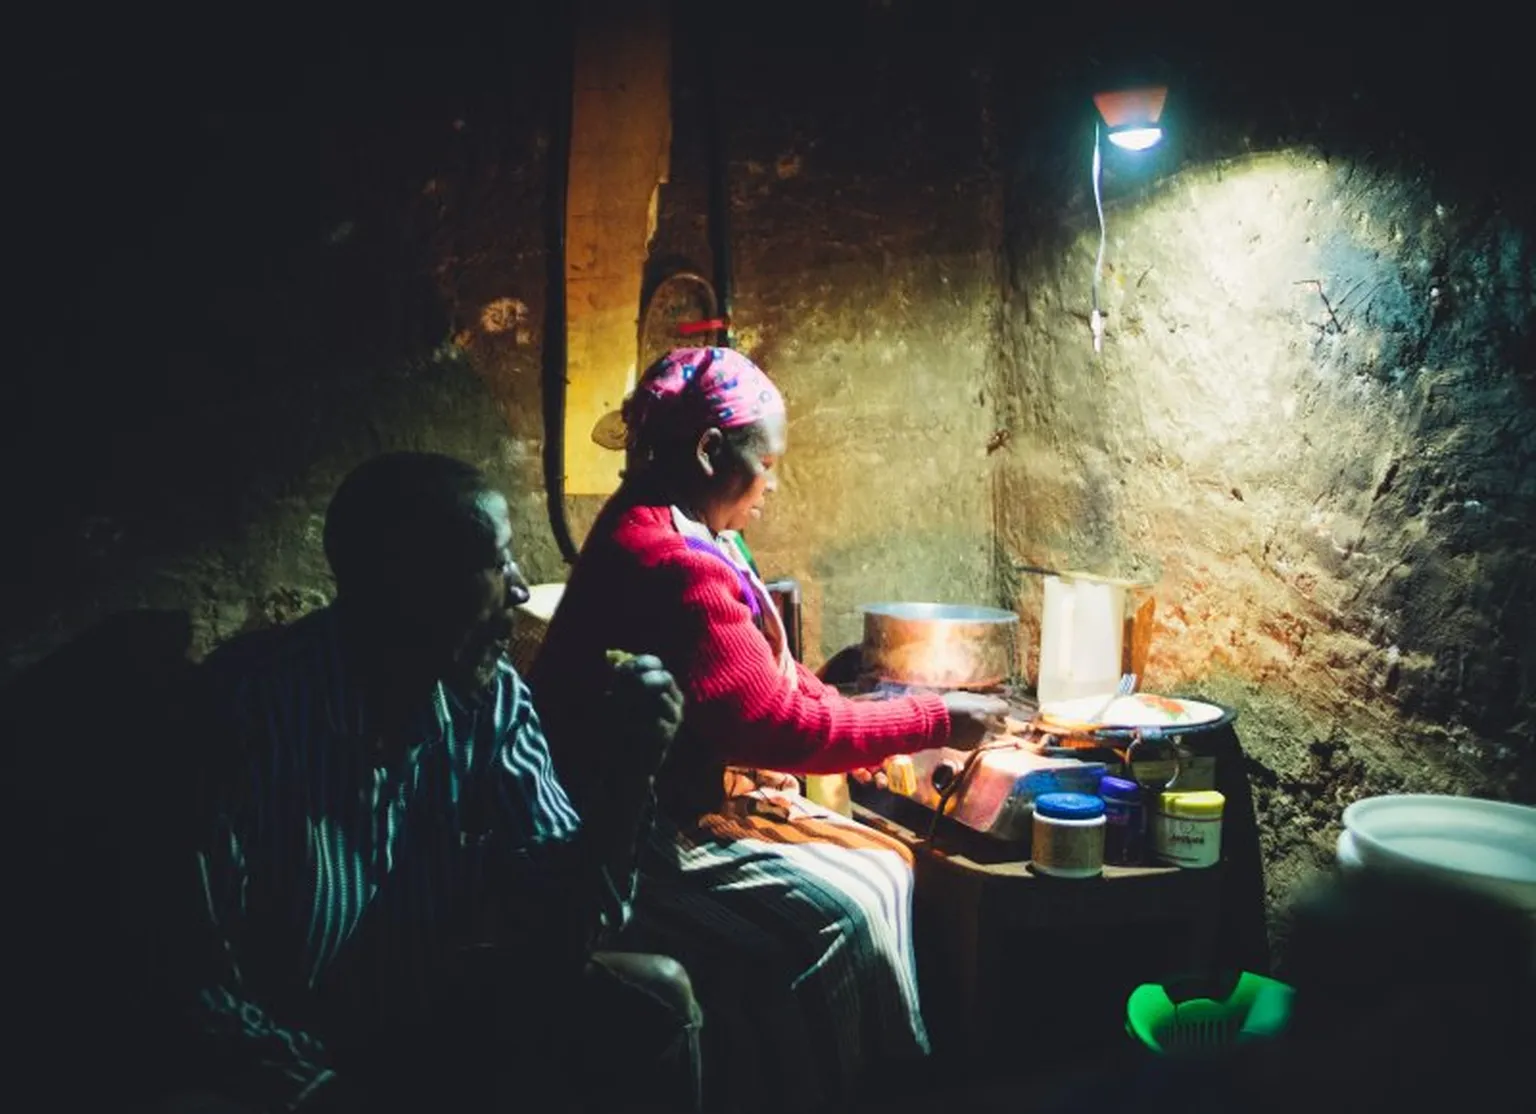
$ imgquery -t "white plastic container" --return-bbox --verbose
[1037,575,1125,711]
[1339,794,1536,915]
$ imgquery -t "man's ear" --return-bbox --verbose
[694,428,724,478]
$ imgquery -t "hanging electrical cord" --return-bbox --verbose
[541,6,581,565]
[1090,119,1107,354]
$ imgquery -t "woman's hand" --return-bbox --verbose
[849,766,888,790]
[940,691,1010,750]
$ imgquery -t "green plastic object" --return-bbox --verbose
[1125,971,1295,1055]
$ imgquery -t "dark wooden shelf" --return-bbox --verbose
[850,800,1227,1060]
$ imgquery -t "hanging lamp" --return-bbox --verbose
[1088,84,1168,352]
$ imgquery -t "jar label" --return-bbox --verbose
[1033,819,1105,873]
[1103,798,1143,825]
[1154,812,1221,868]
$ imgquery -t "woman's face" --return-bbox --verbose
[697,411,788,535]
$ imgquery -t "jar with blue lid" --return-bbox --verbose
[1032,792,1106,878]
[1099,774,1147,866]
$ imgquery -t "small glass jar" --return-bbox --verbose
[1099,774,1146,866]
[1032,792,1106,878]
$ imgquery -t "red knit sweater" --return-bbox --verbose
[529,500,951,818]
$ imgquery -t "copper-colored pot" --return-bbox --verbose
[860,602,1019,689]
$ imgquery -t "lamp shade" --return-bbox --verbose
[1094,85,1168,150]
[1093,85,1168,128]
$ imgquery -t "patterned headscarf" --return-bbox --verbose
[623,347,786,452]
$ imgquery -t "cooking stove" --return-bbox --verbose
[846,676,1110,843]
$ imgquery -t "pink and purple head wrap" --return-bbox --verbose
[623,347,786,450]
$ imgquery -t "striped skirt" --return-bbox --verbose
[622,791,929,1113]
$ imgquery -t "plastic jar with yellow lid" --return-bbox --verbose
[1154,790,1225,868]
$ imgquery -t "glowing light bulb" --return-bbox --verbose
[1107,126,1163,152]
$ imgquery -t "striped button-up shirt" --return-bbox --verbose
[192,606,589,1109]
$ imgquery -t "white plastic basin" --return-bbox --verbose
[1340,794,1536,914]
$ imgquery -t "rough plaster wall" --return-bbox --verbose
[1,26,560,684]
[702,32,1005,665]
[998,113,1535,939]
[10,10,1530,968]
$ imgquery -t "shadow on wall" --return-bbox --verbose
[1,19,564,684]
[0,608,206,1096]
[1,608,201,816]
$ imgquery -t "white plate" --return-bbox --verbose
[1342,794,1536,913]
[1038,692,1226,730]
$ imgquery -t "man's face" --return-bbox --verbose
[428,490,530,695]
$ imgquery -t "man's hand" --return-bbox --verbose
[940,691,1010,750]
[605,651,684,773]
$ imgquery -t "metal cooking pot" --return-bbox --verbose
[860,602,1020,689]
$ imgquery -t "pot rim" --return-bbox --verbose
[859,601,1018,624]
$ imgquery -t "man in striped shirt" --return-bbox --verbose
[169,453,698,1113]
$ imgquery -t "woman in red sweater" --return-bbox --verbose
[530,347,1006,1112]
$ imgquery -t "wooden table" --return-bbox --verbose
[853,799,1226,1061]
